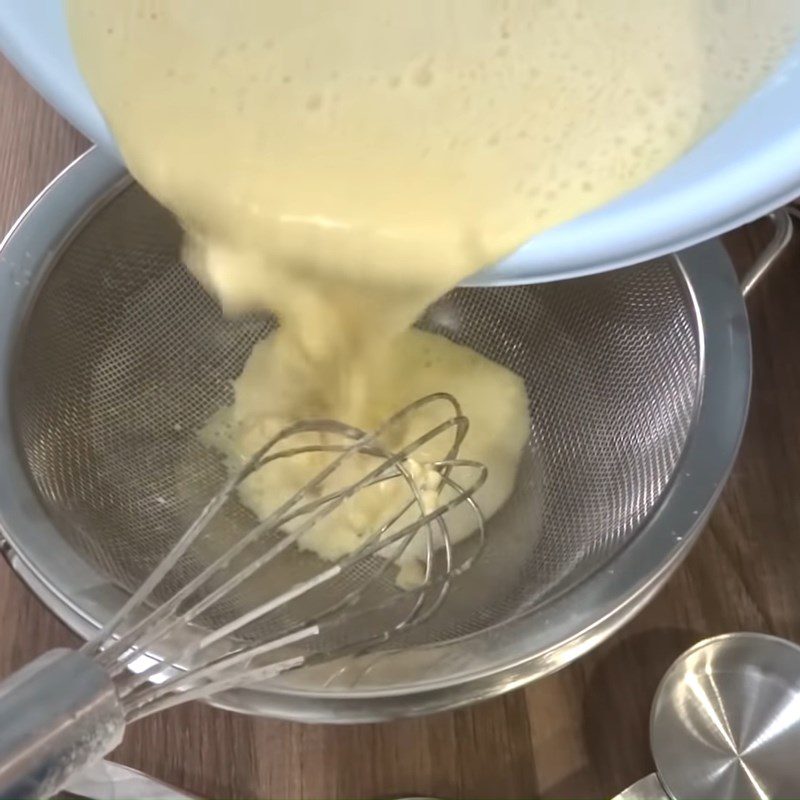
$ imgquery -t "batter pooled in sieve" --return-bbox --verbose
[200,327,530,585]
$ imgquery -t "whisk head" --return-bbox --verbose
[80,393,486,721]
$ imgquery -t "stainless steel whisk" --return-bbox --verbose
[0,393,486,800]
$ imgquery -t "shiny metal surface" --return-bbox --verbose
[0,146,764,721]
[740,209,796,297]
[63,760,199,800]
[0,649,124,800]
[651,633,800,800]
[612,774,668,800]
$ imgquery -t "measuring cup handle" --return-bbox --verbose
[740,207,796,297]
[0,648,124,799]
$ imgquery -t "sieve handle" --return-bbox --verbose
[740,207,796,297]
[0,648,125,800]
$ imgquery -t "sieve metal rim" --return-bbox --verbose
[0,147,751,722]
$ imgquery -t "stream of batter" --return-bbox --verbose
[67,1,799,577]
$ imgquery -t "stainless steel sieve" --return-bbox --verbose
[0,147,789,722]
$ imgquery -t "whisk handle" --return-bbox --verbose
[0,648,124,799]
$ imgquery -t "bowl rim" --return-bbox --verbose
[1,0,799,285]
[0,147,751,722]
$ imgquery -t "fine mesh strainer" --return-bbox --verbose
[0,147,784,722]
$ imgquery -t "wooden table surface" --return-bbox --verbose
[3,54,800,800]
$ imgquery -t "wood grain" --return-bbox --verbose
[2,53,800,799]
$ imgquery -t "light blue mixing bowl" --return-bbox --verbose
[2,0,799,285]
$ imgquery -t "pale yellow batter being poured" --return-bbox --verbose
[67,1,799,575]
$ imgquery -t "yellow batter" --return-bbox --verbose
[66,2,799,575]
[200,328,530,583]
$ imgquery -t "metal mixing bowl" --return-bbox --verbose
[0,147,778,722]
